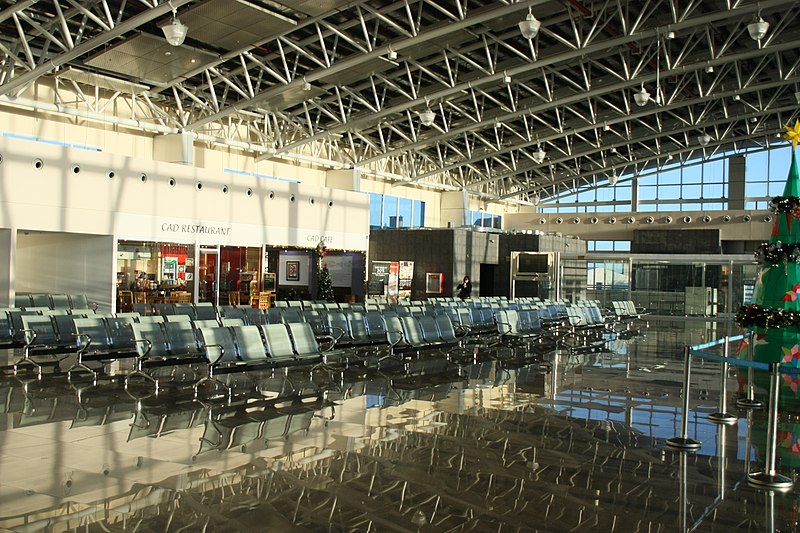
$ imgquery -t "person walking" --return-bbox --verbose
[457,275,472,300]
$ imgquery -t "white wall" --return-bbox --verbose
[0,135,369,251]
[15,232,115,312]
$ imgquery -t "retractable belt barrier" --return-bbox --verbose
[666,332,795,491]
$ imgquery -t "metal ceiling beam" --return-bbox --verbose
[186,1,534,132]
[0,0,193,97]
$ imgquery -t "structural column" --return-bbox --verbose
[0,229,16,307]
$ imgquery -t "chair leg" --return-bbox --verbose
[67,362,98,382]
[13,356,42,379]
[194,376,231,402]
[125,370,159,392]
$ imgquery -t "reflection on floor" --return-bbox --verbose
[0,319,797,531]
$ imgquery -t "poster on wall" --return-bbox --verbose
[388,261,399,298]
[368,261,392,296]
[285,261,300,281]
[279,254,310,286]
[398,261,414,301]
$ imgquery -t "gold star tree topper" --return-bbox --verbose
[785,119,800,148]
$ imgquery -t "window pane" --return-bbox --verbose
[369,193,383,229]
[398,198,412,228]
[413,200,425,227]
[383,196,398,227]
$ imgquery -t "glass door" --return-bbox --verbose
[198,246,220,305]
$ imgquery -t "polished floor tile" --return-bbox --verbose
[0,319,796,531]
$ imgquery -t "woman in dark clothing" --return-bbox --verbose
[457,276,472,300]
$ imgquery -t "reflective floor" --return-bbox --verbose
[0,319,797,532]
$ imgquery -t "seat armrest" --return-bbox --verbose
[201,343,225,365]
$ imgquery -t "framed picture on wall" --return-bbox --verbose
[286,261,300,281]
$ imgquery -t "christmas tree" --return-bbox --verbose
[315,241,335,302]
[317,264,335,302]
[737,120,800,403]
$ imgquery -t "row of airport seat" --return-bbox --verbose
[15,292,95,310]
[10,304,552,397]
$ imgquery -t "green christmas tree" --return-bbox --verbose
[737,120,800,405]
[314,241,335,302]
[318,264,335,302]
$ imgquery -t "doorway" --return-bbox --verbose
[198,247,220,305]
[479,263,496,296]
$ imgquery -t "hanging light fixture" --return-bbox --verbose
[302,77,312,91]
[633,85,650,106]
[747,16,769,41]
[518,9,541,39]
[533,145,546,164]
[608,172,619,185]
[162,2,188,46]
[698,133,712,146]
[419,107,435,126]
[532,192,541,205]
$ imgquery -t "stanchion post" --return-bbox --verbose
[709,337,738,424]
[747,362,793,491]
[737,331,764,410]
[666,346,702,450]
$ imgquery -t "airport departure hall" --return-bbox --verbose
[2,0,800,531]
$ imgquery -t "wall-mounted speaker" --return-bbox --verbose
[743,214,752,222]
[682,216,692,224]
[608,217,616,224]
[644,216,654,224]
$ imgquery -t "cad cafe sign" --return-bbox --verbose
[306,234,333,244]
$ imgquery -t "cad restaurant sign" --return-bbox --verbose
[114,213,367,250]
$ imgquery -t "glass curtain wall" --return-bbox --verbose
[575,254,758,317]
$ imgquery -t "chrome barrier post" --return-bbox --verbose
[747,363,793,491]
[737,331,764,410]
[708,337,738,425]
[666,346,702,450]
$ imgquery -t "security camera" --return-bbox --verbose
[571,217,580,224]
[763,214,773,223]
[743,214,752,222]
[625,216,635,224]
[664,216,673,223]
[722,215,731,222]
[682,216,692,224]
[555,217,563,224]
[644,216,654,224]
[608,217,616,224]
[701,215,711,223]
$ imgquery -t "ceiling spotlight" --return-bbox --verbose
[162,4,188,46]
[608,172,619,185]
[419,108,436,126]
[603,121,610,131]
[747,17,769,41]
[302,78,312,91]
[665,31,676,39]
[698,133,712,146]
[705,64,714,73]
[794,91,800,104]
[387,46,397,60]
[532,193,541,205]
[503,72,512,84]
[732,94,741,101]
[533,147,546,164]
[634,85,650,106]
[518,10,541,40]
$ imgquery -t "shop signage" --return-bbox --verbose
[306,234,334,244]
[161,222,231,236]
